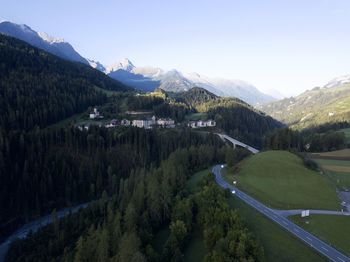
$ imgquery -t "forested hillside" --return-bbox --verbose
[6,149,262,262]
[171,87,283,148]
[0,34,133,238]
[0,34,129,131]
[258,84,350,129]
[0,126,223,240]
[1,33,275,261]
[101,88,282,148]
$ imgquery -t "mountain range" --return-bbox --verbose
[0,21,276,106]
[104,59,277,105]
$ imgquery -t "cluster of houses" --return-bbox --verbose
[187,120,216,128]
[88,108,216,130]
[105,116,175,129]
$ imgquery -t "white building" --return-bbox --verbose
[89,108,103,119]
[188,119,216,128]
[205,120,216,127]
[157,118,175,127]
[132,119,154,129]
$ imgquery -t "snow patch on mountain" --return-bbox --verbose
[107,58,135,73]
[324,75,350,88]
[38,32,64,44]
[87,59,106,72]
[106,59,276,105]
[0,21,88,65]
[0,20,278,106]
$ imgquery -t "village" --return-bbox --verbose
[84,107,216,130]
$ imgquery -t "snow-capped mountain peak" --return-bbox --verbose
[87,59,106,72]
[0,21,88,65]
[107,58,135,73]
[0,20,278,105]
[38,32,64,44]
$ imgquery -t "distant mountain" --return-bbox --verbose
[108,58,276,106]
[106,58,135,73]
[0,21,89,65]
[184,72,276,105]
[258,78,350,129]
[1,21,276,105]
[108,69,160,92]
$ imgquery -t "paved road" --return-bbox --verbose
[212,164,350,262]
[277,209,350,217]
[0,203,88,262]
[216,133,260,154]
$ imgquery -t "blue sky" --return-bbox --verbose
[1,0,350,96]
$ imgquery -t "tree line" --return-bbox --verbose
[0,126,222,240]
[6,147,263,262]
[264,123,349,152]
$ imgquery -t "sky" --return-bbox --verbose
[1,0,350,96]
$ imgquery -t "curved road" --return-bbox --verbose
[212,164,350,262]
[0,203,88,262]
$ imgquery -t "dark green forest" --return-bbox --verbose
[1,34,276,261]
[6,148,262,262]
[264,121,350,152]
[0,126,223,240]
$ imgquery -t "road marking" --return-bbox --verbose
[293,228,300,233]
[321,246,328,252]
[283,221,288,226]
[306,236,312,241]
[337,257,345,262]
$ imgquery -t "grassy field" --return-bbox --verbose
[186,167,325,261]
[291,215,350,257]
[229,197,325,262]
[310,150,350,189]
[185,112,208,121]
[223,151,340,210]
